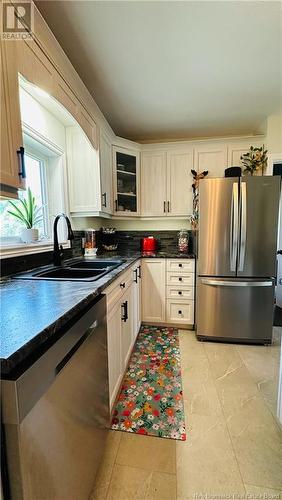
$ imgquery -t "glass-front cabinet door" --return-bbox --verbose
[113,146,140,216]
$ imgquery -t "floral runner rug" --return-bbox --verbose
[111,325,186,441]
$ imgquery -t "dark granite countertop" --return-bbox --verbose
[0,251,195,378]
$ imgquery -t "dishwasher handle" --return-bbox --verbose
[55,320,98,375]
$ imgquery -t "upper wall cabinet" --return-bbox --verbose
[141,152,167,216]
[66,127,101,216]
[227,140,263,167]
[100,133,113,215]
[1,42,25,199]
[113,146,140,216]
[167,151,193,216]
[194,145,228,178]
[141,150,194,217]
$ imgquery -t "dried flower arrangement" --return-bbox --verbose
[240,145,268,176]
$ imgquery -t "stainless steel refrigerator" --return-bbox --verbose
[196,176,281,344]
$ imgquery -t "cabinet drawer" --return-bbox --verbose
[105,268,132,312]
[167,259,195,274]
[166,286,195,300]
[166,300,194,324]
[166,273,194,287]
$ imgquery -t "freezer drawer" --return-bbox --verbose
[196,277,274,344]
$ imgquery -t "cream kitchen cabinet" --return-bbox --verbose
[167,150,193,216]
[142,259,195,326]
[100,132,113,215]
[141,152,167,216]
[113,146,140,216]
[66,126,101,216]
[140,150,193,217]
[105,265,136,410]
[132,260,142,340]
[141,259,166,323]
[165,259,195,326]
[107,298,123,410]
[194,144,227,178]
[227,140,263,168]
[120,285,134,370]
[1,42,25,199]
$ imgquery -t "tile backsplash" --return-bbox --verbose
[1,229,195,277]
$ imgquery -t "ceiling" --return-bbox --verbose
[35,1,282,142]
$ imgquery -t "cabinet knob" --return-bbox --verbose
[178,291,182,295]
[178,263,183,268]
[179,277,182,282]
[178,310,182,315]
[120,282,125,288]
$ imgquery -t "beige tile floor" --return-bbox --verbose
[91,327,282,500]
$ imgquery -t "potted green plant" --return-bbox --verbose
[240,145,268,176]
[8,187,44,243]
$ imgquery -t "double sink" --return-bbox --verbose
[14,259,124,282]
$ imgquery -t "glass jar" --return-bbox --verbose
[84,229,97,257]
[178,230,189,253]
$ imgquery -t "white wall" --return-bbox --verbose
[19,87,66,151]
[266,115,282,154]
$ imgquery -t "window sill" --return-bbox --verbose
[0,241,71,259]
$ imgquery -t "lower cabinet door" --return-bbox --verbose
[142,259,166,323]
[121,286,134,371]
[132,262,141,340]
[166,299,194,324]
[107,299,123,410]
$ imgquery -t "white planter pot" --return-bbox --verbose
[20,228,39,243]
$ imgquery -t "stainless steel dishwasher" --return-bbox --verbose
[1,295,109,500]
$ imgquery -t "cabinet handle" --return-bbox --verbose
[138,265,141,279]
[121,301,128,322]
[178,291,182,295]
[102,192,107,207]
[115,199,118,211]
[167,201,170,213]
[134,268,138,283]
[163,201,166,213]
[179,277,183,282]
[17,146,26,179]
[120,282,125,288]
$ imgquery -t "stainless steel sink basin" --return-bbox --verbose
[34,268,105,280]
[13,259,124,282]
[68,260,123,270]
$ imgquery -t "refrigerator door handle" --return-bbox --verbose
[201,279,272,287]
[230,182,239,271]
[238,181,247,271]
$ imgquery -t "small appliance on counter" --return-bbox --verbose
[224,166,242,177]
[101,227,118,251]
[83,229,97,257]
[141,236,158,253]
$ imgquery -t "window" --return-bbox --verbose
[0,148,50,244]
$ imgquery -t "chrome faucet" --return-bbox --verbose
[53,214,74,266]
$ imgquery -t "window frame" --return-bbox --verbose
[0,127,71,258]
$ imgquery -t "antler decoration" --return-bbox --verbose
[190,169,208,230]
[191,169,208,193]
